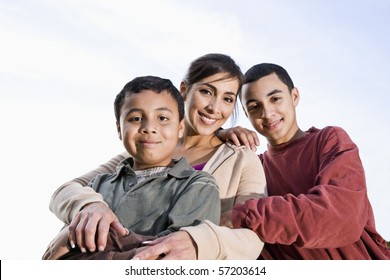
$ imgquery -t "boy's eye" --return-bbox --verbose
[129,116,142,122]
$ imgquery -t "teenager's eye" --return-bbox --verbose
[159,116,169,122]
[270,96,281,103]
[247,104,259,112]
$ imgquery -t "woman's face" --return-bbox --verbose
[182,72,239,136]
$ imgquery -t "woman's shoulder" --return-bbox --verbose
[222,142,260,161]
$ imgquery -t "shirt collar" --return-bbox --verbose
[110,156,194,183]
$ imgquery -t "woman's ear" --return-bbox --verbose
[180,81,187,100]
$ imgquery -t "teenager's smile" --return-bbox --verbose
[263,119,282,130]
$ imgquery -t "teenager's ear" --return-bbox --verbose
[178,119,185,139]
[180,81,187,100]
[116,122,122,140]
[242,105,248,118]
[291,87,300,107]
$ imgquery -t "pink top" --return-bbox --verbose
[192,162,206,171]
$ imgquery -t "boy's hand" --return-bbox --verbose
[216,126,260,152]
[68,202,128,253]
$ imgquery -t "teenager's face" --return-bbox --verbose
[182,73,239,136]
[117,90,184,170]
[241,73,300,146]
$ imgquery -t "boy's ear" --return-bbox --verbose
[178,119,185,139]
[291,87,300,107]
[180,81,187,100]
[116,122,122,140]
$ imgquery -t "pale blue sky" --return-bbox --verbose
[1,0,389,259]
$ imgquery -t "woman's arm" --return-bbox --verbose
[49,152,129,253]
[49,152,128,223]
[186,148,266,259]
[134,147,267,260]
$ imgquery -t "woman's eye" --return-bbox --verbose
[200,89,212,95]
[224,96,235,103]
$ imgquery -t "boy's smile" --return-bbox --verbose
[117,90,184,170]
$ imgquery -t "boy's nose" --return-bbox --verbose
[141,121,157,133]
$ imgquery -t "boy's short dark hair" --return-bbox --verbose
[114,76,184,123]
[243,63,295,92]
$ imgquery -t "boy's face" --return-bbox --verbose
[117,90,184,170]
[241,73,300,146]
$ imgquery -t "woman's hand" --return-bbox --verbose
[68,201,128,253]
[132,231,197,260]
[216,126,260,152]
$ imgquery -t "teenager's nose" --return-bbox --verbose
[261,105,275,119]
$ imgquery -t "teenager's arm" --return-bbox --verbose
[233,127,370,248]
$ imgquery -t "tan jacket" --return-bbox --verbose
[49,143,267,259]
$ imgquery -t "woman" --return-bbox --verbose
[47,53,266,260]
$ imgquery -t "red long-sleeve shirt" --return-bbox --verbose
[233,126,390,259]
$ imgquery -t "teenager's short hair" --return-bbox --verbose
[114,76,184,122]
[183,53,243,125]
[244,63,295,91]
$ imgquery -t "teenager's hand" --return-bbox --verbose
[216,126,260,152]
[68,202,128,253]
[132,231,197,260]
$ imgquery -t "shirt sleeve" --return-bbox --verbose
[233,127,369,248]
[49,152,128,223]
